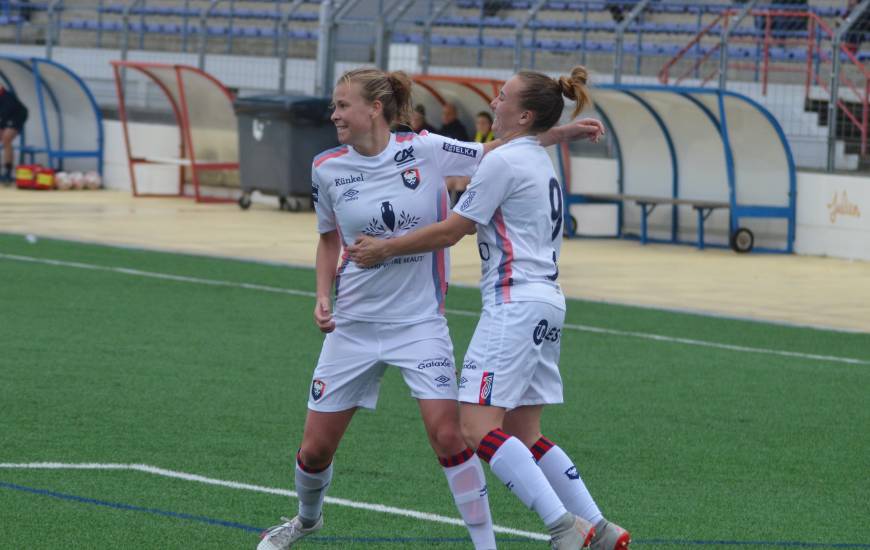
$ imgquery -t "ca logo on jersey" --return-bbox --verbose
[394,146,415,167]
[401,168,421,190]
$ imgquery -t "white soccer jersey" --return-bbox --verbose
[313,131,484,323]
[453,136,566,310]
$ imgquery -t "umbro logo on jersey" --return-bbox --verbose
[334,172,364,186]
[394,146,415,167]
[434,375,452,387]
[401,168,420,190]
[342,188,360,202]
[442,142,477,158]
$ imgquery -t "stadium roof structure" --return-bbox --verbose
[412,75,796,253]
[0,55,104,174]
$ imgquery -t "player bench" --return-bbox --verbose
[571,193,732,250]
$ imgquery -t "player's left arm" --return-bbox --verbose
[481,118,605,155]
[348,212,475,268]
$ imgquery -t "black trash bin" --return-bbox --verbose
[233,95,338,211]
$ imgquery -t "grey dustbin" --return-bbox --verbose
[233,95,338,211]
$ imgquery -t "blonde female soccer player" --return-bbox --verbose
[258,67,604,550]
[348,67,630,550]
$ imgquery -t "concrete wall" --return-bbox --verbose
[795,171,870,261]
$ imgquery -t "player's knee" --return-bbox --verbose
[298,442,335,470]
[430,423,466,456]
[459,422,486,452]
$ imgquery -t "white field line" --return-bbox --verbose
[0,462,549,541]
[1,252,868,367]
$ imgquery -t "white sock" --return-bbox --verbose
[532,436,603,525]
[478,429,567,528]
[295,453,333,526]
[441,449,496,550]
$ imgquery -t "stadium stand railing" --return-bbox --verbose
[1,0,867,170]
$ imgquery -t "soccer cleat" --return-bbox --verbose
[257,515,322,550]
[590,519,631,550]
[549,514,595,549]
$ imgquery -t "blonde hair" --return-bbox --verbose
[516,66,592,133]
[338,68,413,127]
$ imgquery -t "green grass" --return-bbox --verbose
[1,233,868,549]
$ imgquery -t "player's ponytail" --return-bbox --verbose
[517,65,592,133]
[387,71,413,128]
[557,66,591,118]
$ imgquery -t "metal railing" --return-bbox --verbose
[660,3,870,170]
[3,0,869,171]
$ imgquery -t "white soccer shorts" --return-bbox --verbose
[307,317,457,412]
[458,301,565,409]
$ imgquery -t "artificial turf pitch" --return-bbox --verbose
[1,233,868,549]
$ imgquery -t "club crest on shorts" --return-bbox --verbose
[401,168,420,190]
[479,372,494,405]
[311,379,326,402]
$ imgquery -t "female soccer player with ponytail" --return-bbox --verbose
[258,67,604,550]
[349,67,631,550]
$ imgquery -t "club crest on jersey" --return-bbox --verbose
[479,372,494,405]
[311,379,326,402]
[401,168,420,190]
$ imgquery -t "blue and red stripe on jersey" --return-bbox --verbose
[431,185,448,314]
[492,208,514,305]
[476,428,509,463]
[478,371,494,405]
[313,145,349,168]
[334,227,350,297]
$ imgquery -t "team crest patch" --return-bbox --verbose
[401,168,420,189]
[311,379,326,402]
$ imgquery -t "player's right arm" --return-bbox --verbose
[314,230,341,333]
